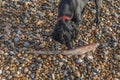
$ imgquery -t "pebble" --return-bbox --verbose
[91,9,96,14]
[17,30,22,34]
[77,78,82,80]
[114,54,120,60]
[8,75,12,79]
[24,67,29,73]
[86,55,93,61]
[23,41,30,47]
[114,78,120,80]
[59,62,64,66]
[62,59,68,62]
[39,42,46,48]
[1,78,6,80]
[17,70,21,75]
[116,72,120,77]
[0,34,3,38]
[0,50,4,54]
[51,73,55,80]
[14,36,20,42]
[30,73,35,79]
[76,58,83,64]
[0,69,2,74]
[74,71,81,78]
[9,51,16,56]
[93,68,100,74]
[64,71,68,76]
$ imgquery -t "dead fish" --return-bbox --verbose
[30,43,99,56]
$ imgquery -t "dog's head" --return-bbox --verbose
[52,18,78,49]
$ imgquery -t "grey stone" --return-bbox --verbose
[17,30,22,34]
[76,58,83,64]
[30,73,35,79]
[14,37,20,42]
[23,41,30,47]
[9,51,16,56]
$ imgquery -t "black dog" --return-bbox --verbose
[52,0,101,49]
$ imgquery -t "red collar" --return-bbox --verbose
[57,16,71,22]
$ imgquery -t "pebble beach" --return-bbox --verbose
[0,0,120,80]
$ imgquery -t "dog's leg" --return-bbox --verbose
[71,8,83,26]
[94,0,101,24]
[73,0,88,26]
[75,9,83,26]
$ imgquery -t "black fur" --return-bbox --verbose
[52,0,101,49]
